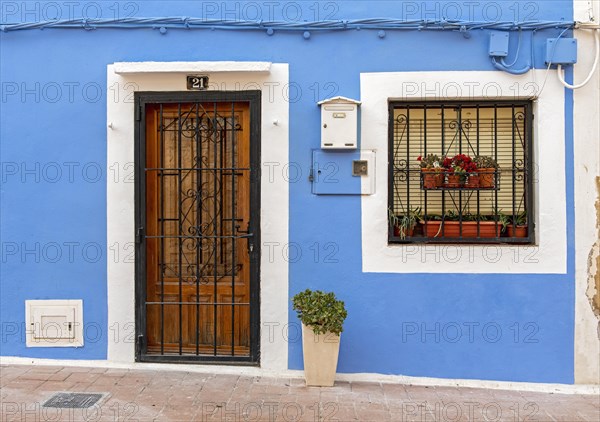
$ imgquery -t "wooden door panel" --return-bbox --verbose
[144,102,251,357]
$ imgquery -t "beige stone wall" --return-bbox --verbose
[573,25,600,384]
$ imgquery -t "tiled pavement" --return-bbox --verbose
[0,365,598,421]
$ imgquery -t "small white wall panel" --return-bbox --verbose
[25,300,83,347]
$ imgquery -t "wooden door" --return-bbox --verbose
[142,101,253,359]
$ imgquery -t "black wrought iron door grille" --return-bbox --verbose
[135,92,261,365]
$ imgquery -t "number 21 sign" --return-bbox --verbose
[187,75,209,90]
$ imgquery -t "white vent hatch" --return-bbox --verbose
[25,300,83,347]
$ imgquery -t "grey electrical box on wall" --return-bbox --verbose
[318,96,361,149]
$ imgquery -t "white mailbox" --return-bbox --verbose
[318,96,361,149]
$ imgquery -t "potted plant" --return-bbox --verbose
[292,289,348,387]
[495,209,511,234]
[507,210,528,238]
[424,210,503,238]
[443,154,476,188]
[473,155,499,188]
[389,207,421,239]
[467,169,480,188]
[417,154,444,189]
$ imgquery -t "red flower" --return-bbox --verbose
[417,156,422,161]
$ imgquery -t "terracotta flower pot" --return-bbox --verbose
[445,174,463,188]
[424,221,502,238]
[421,169,443,189]
[478,168,496,188]
[467,174,480,188]
[507,225,528,238]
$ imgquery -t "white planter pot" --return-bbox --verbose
[301,323,341,387]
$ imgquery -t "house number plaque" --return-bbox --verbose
[187,75,209,90]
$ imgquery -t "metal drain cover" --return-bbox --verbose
[43,392,104,408]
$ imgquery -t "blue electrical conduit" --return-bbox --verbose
[0,17,575,33]
[491,57,531,74]
[490,29,532,75]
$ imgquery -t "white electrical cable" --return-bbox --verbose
[501,29,522,67]
[535,27,570,98]
[557,29,600,89]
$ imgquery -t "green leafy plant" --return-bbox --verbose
[292,289,348,336]
[417,154,443,169]
[443,210,461,221]
[400,208,422,238]
[389,207,422,239]
[409,207,422,221]
[473,155,499,169]
[495,211,511,230]
[388,207,399,228]
[462,212,481,222]
[512,210,527,226]
[397,215,414,239]
[425,210,509,225]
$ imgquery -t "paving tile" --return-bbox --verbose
[157,404,198,420]
[63,372,103,384]
[382,382,410,397]
[16,372,55,381]
[542,411,589,421]
[24,365,64,374]
[45,371,73,382]
[579,392,600,404]
[56,366,93,373]
[455,386,497,398]
[331,404,359,421]
[405,385,443,404]
[289,377,306,386]
[576,408,600,422]
[354,408,392,421]
[35,380,80,392]
[351,380,383,394]
[4,378,47,389]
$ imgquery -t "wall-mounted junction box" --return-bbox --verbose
[318,96,361,149]
[545,38,578,65]
[25,300,84,347]
[488,31,509,57]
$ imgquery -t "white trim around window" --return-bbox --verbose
[360,70,567,274]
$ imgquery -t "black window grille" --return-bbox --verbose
[388,101,534,244]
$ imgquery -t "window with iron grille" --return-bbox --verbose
[388,101,534,244]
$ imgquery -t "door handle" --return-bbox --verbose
[236,223,254,253]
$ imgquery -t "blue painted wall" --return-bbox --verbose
[0,1,574,382]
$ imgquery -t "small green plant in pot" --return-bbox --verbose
[389,207,421,239]
[473,155,499,188]
[417,154,444,188]
[507,210,528,238]
[292,289,348,387]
